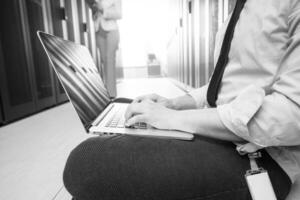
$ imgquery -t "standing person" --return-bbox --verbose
[86,0,122,97]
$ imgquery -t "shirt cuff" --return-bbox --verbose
[188,85,208,109]
[217,84,266,147]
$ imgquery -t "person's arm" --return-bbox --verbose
[216,2,300,148]
[132,93,197,110]
[170,84,208,110]
[169,95,198,110]
[174,108,244,142]
[125,83,244,141]
[85,0,98,14]
[124,100,244,142]
[132,84,208,110]
[85,0,96,8]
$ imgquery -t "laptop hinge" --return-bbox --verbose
[85,123,92,131]
[91,103,115,127]
[85,99,113,132]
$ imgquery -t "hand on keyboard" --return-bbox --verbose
[105,106,148,129]
[125,122,147,129]
[132,93,174,109]
[124,101,178,131]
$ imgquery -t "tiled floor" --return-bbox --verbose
[0,78,186,200]
[0,102,89,200]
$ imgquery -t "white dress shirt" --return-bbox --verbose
[94,0,122,31]
[189,0,300,183]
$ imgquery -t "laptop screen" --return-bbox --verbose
[38,32,111,129]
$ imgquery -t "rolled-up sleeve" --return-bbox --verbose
[218,4,300,149]
[218,85,300,148]
[188,84,208,109]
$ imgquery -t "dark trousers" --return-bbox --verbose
[63,135,291,200]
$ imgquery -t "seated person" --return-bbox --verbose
[63,0,300,199]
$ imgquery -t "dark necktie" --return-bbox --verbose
[206,0,247,107]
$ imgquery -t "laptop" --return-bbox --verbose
[37,31,194,140]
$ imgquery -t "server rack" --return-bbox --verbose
[0,0,97,125]
[0,99,3,124]
[22,0,57,110]
[166,0,234,90]
[0,0,37,122]
[77,0,89,46]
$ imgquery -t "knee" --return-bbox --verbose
[63,139,87,199]
[63,137,108,200]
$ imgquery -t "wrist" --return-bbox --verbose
[167,98,177,110]
[171,110,194,133]
[168,97,187,110]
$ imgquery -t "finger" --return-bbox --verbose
[124,103,147,120]
[133,96,145,103]
[147,93,159,102]
[132,94,151,103]
[124,104,135,120]
[132,94,158,104]
[125,114,148,126]
[142,99,154,104]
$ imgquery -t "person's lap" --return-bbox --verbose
[63,134,291,200]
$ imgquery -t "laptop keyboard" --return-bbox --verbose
[105,106,147,129]
[105,108,126,128]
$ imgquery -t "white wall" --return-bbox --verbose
[118,0,170,68]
